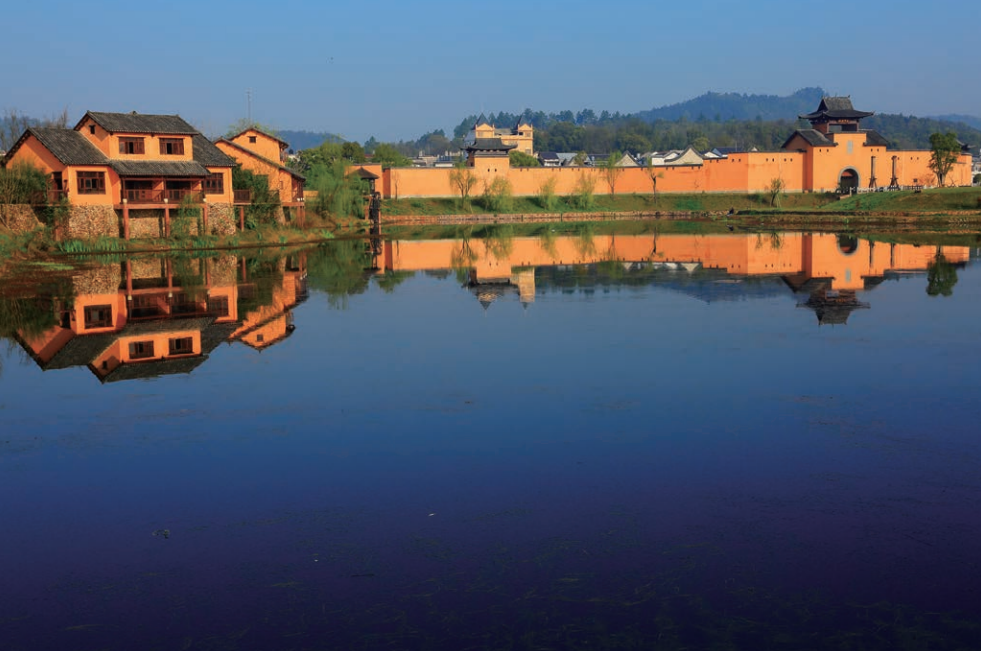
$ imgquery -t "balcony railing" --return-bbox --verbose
[122,189,204,204]
[233,189,252,203]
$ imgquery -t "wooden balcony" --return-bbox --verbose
[233,189,252,204]
[122,189,204,204]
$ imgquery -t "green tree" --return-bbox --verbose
[766,177,785,207]
[644,159,665,206]
[449,160,479,210]
[232,166,280,228]
[928,132,960,187]
[572,173,596,210]
[537,176,558,211]
[371,143,411,168]
[340,141,366,163]
[926,253,958,297]
[481,177,513,213]
[508,150,540,167]
[600,152,624,197]
[0,161,50,228]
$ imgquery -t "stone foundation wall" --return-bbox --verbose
[68,205,118,240]
[129,209,164,239]
[211,254,239,286]
[73,264,122,295]
[207,202,237,236]
[130,258,164,279]
[0,205,43,232]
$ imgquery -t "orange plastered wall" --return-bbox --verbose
[231,130,284,163]
[72,293,127,333]
[70,166,121,206]
[744,152,805,193]
[5,135,65,176]
[78,117,193,162]
[205,168,234,204]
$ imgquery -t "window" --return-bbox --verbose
[203,173,224,194]
[119,137,145,155]
[83,305,112,329]
[89,125,96,135]
[129,341,155,359]
[77,171,106,194]
[159,138,185,155]
[207,296,229,317]
[168,337,193,356]
[248,136,257,144]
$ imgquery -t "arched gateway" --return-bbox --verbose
[838,168,859,193]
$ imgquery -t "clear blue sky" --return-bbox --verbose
[3,0,977,142]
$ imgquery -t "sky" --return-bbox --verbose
[2,0,978,143]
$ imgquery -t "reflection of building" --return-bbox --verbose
[380,232,968,321]
[16,254,308,383]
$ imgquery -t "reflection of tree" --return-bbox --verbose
[575,223,596,259]
[483,224,514,260]
[305,240,373,309]
[375,270,414,294]
[926,253,958,297]
[538,229,559,260]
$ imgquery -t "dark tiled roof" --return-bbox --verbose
[352,167,379,180]
[41,332,117,370]
[475,114,491,127]
[822,97,855,111]
[466,138,516,152]
[192,134,236,167]
[200,322,240,354]
[864,130,890,147]
[781,129,835,149]
[216,139,306,180]
[118,316,216,336]
[81,111,198,135]
[800,97,874,121]
[15,128,109,166]
[100,356,208,383]
[110,160,210,177]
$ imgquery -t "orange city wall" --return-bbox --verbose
[382,153,805,200]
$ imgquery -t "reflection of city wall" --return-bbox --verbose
[17,254,307,383]
[383,233,968,292]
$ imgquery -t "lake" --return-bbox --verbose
[1,225,980,649]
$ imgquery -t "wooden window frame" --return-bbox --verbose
[119,137,145,155]
[83,305,112,329]
[207,296,229,317]
[203,173,224,195]
[248,135,257,144]
[76,171,106,194]
[168,337,193,356]
[159,138,185,155]
[129,341,155,360]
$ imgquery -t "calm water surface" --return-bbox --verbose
[1,229,980,649]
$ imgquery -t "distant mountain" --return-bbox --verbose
[278,130,342,151]
[928,114,981,132]
[634,87,827,123]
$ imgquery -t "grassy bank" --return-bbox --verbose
[385,187,981,220]
[384,191,837,217]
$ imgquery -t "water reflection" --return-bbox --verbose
[12,253,308,382]
[2,227,981,649]
[380,230,967,324]
[2,231,971,383]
